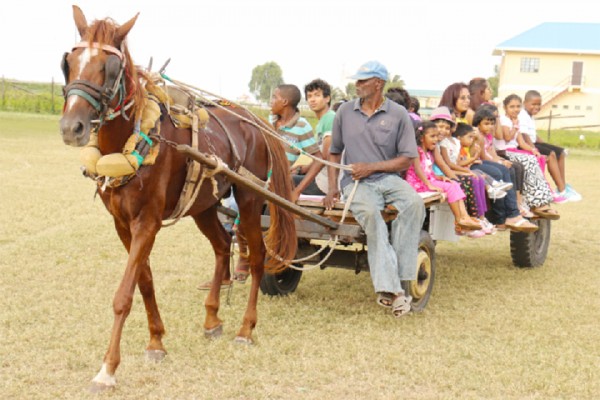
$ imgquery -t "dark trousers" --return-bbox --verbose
[472,160,519,224]
[535,142,565,157]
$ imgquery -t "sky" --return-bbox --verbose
[1,0,598,101]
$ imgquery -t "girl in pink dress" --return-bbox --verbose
[406,122,482,234]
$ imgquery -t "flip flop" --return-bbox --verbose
[376,292,394,308]
[496,224,508,232]
[505,218,539,233]
[531,207,560,221]
[391,294,412,318]
[197,279,233,291]
[232,270,249,283]
[456,219,482,231]
[520,209,535,218]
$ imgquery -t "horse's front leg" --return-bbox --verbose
[113,222,167,361]
[138,259,166,360]
[90,219,161,392]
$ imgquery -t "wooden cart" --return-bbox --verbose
[180,145,553,313]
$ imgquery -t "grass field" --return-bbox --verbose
[1,112,599,399]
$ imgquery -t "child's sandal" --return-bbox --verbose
[457,219,482,231]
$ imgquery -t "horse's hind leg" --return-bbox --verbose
[233,191,266,343]
[192,205,232,337]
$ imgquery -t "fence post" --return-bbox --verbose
[51,77,55,114]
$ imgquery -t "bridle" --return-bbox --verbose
[61,41,133,123]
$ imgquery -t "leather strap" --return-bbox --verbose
[164,103,203,225]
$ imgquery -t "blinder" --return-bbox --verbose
[60,52,70,84]
[61,46,125,119]
[103,54,123,100]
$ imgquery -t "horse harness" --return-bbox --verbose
[62,40,251,225]
[61,42,131,121]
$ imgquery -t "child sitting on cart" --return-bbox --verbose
[405,121,483,235]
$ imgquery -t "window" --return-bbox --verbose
[587,106,593,111]
[520,57,540,73]
[552,105,558,109]
[563,105,569,110]
[575,105,581,110]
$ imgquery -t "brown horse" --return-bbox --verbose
[59,6,296,391]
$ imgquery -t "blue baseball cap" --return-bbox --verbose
[349,60,389,81]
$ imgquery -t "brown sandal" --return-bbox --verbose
[531,207,560,221]
[197,279,232,291]
[456,219,482,231]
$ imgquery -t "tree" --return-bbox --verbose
[248,62,283,104]
[384,74,405,92]
[488,65,499,98]
[345,82,356,99]
[331,87,346,103]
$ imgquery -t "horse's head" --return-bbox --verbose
[60,5,138,146]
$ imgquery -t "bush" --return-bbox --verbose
[0,79,64,115]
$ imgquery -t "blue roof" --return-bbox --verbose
[494,22,600,55]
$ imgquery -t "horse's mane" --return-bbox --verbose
[83,18,146,120]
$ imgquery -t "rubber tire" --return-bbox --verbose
[259,240,314,296]
[510,218,551,268]
[260,267,303,296]
[401,230,436,312]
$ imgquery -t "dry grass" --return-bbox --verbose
[1,112,599,399]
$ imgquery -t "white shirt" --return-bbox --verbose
[499,115,520,149]
[315,132,331,193]
[518,108,537,143]
[439,137,461,164]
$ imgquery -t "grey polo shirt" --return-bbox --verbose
[330,98,418,189]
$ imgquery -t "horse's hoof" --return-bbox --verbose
[204,324,223,339]
[145,349,167,362]
[233,335,254,345]
[88,381,115,393]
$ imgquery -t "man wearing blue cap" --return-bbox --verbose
[324,60,425,318]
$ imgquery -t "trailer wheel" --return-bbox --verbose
[510,218,551,268]
[260,267,303,296]
[401,230,435,312]
[260,240,315,296]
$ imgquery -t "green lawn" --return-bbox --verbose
[1,112,599,399]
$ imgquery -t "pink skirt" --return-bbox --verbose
[506,148,546,173]
[430,179,465,203]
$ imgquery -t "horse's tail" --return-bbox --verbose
[263,132,298,274]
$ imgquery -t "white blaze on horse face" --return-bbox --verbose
[65,47,100,112]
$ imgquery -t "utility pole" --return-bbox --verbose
[51,77,55,114]
[547,110,552,142]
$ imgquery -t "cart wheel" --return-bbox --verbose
[260,267,303,296]
[510,218,551,268]
[401,230,435,312]
[259,240,314,296]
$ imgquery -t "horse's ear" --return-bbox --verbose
[72,5,88,38]
[115,13,139,45]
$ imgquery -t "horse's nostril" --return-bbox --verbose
[73,121,84,136]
